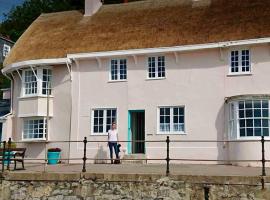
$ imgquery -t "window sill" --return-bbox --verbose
[156,132,187,135]
[146,77,166,81]
[108,80,127,83]
[231,136,270,141]
[227,72,252,77]
[21,139,48,143]
[18,95,54,99]
[90,133,108,136]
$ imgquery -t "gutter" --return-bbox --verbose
[67,37,270,60]
[2,58,71,74]
[2,37,270,74]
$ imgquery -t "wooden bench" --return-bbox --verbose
[0,148,26,170]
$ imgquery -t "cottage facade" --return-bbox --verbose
[0,36,13,64]
[2,0,270,166]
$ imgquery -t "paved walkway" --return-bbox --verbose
[6,163,270,177]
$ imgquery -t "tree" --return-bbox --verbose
[0,0,142,41]
[0,0,85,41]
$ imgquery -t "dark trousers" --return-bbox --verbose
[108,142,119,160]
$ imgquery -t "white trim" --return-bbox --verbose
[2,58,70,74]
[68,37,270,60]
[228,48,251,75]
[227,72,252,76]
[157,106,186,134]
[109,58,128,81]
[3,37,270,73]
[18,113,53,118]
[146,55,166,79]
[90,108,118,135]
[22,117,47,141]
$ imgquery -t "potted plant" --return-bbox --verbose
[47,148,61,165]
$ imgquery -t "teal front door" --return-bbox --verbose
[0,123,2,141]
[128,110,145,154]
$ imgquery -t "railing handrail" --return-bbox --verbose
[0,136,267,189]
[6,139,268,144]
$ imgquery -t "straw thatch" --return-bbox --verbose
[4,0,270,66]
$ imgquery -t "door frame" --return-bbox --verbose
[128,110,145,154]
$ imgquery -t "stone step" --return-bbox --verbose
[121,154,147,164]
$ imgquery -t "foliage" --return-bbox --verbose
[0,0,143,41]
[0,0,85,41]
[48,148,61,152]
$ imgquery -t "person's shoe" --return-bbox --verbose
[111,159,113,164]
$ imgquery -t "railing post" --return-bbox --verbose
[82,137,87,172]
[261,136,266,189]
[261,136,266,176]
[2,141,6,172]
[7,138,11,171]
[166,136,170,176]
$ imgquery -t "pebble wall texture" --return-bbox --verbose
[1,175,270,200]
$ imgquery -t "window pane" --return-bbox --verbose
[239,119,245,128]
[157,56,165,78]
[240,128,245,137]
[24,70,37,95]
[159,107,171,132]
[254,109,261,117]
[119,59,127,80]
[246,128,253,136]
[263,128,269,136]
[42,69,52,95]
[148,57,155,78]
[93,110,104,133]
[111,59,118,80]
[255,128,261,136]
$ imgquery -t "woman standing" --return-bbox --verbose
[108,122,119,164]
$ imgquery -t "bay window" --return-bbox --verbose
[22,67,52,96]
[229,100,270,138]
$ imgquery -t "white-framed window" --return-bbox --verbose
[3,44,11,57]
[24,70,38,95]
[229,100,270,139]
[22,67,52,97]
[110,59,127,81]
[148,56,165,79]
[42,68,52,95]
[229,49,250,74]
[23,118,47,140]
[158,106,185,134]
[92,108,117,134]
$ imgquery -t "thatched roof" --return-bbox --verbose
[4,0,270,66]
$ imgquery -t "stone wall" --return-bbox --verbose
[1,175,270,200]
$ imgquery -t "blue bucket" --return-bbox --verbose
[47,152,61,165]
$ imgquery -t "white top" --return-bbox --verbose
[108,129,118,142]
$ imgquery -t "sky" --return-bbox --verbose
[0,0,24,22]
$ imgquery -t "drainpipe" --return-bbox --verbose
[66,60,73,164]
